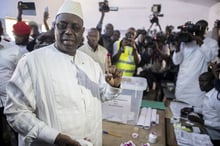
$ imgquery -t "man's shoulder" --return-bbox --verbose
[77,49,94,60]
[26,44,54,58]
[0,40,17,49]
[98,45,108,52]
[204,36,218,44]
[78,44,90,51]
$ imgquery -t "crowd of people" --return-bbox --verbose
[0,0,220,146]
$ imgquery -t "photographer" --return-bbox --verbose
[208,20,220,63]
[138,33,171,100]
[172,20,218,110]
[112,27,141,76]
[96,0,114,58]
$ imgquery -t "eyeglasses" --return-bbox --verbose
[56,21,82,32]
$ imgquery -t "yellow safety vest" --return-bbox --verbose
[116,42,136,76]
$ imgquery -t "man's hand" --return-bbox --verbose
[181,107,193,118]
[181,107,193,114]
[192,34,203,46]
[106,65,122,88]
[209,62,220,79]
[54,133,81,146]
[17,1,23,13]
[43,10,49,22]
[188,113,204,125]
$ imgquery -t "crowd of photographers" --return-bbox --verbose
[97,4,220,143]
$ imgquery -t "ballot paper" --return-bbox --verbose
[102,95,131,123]
[144,107,152,129]
[174,126,213,146]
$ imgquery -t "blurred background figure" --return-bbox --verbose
[79,27,109,73]
[111,30,120,43]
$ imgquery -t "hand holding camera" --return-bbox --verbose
[17,1,23,13]
[44,7,49,21]
[99,0,110,13]
[125,32,135,47]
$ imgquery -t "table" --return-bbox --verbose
[165,100,178,146]
[103,110,166,146]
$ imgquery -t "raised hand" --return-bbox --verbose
[105,65,122,88]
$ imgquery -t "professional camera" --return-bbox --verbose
[18,1,35,10]
[175,21,199,43]
[125,32,133,40]
[151,4,163,17]
[148,4,163,31]
[18,1,36,15]
[177,22,198,33]
[99,0,110,12]
[144,33,165,49]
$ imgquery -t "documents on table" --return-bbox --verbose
[169,101,213,146]
[102,94,132,124]
[174,125,213,146]
[137,107,159,128]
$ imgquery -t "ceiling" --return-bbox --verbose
[176,0,220,6]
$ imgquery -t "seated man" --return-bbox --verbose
[181,72,220,146]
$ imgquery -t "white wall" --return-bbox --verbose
[0,0,219,33]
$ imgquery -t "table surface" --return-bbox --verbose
[103,110,166,146]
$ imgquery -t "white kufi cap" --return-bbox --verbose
[56,0,83,19]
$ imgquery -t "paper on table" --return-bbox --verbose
[137,107,158,128]
[137,107,147,126]
[156,114,159,124]
[102,94,131,123]
[144,107,152,129]
[151,109,157,125]
[174,128,213,146]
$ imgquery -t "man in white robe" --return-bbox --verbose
[172,20,218,110]
[4,1,122,146]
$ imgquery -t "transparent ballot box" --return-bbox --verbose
[102,76,147,125]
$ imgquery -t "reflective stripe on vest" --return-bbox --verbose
[116,43,136,76]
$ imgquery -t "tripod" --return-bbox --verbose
[148,14,162,32]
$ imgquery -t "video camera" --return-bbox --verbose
[99,0,119,12]
[151,4,164,17]
[177,21,199,34]
[149,4,164,28]
[99,0,110,12]
[18,1,36,15]
[174,21,199,43]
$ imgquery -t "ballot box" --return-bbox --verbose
[102,76,147,125]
